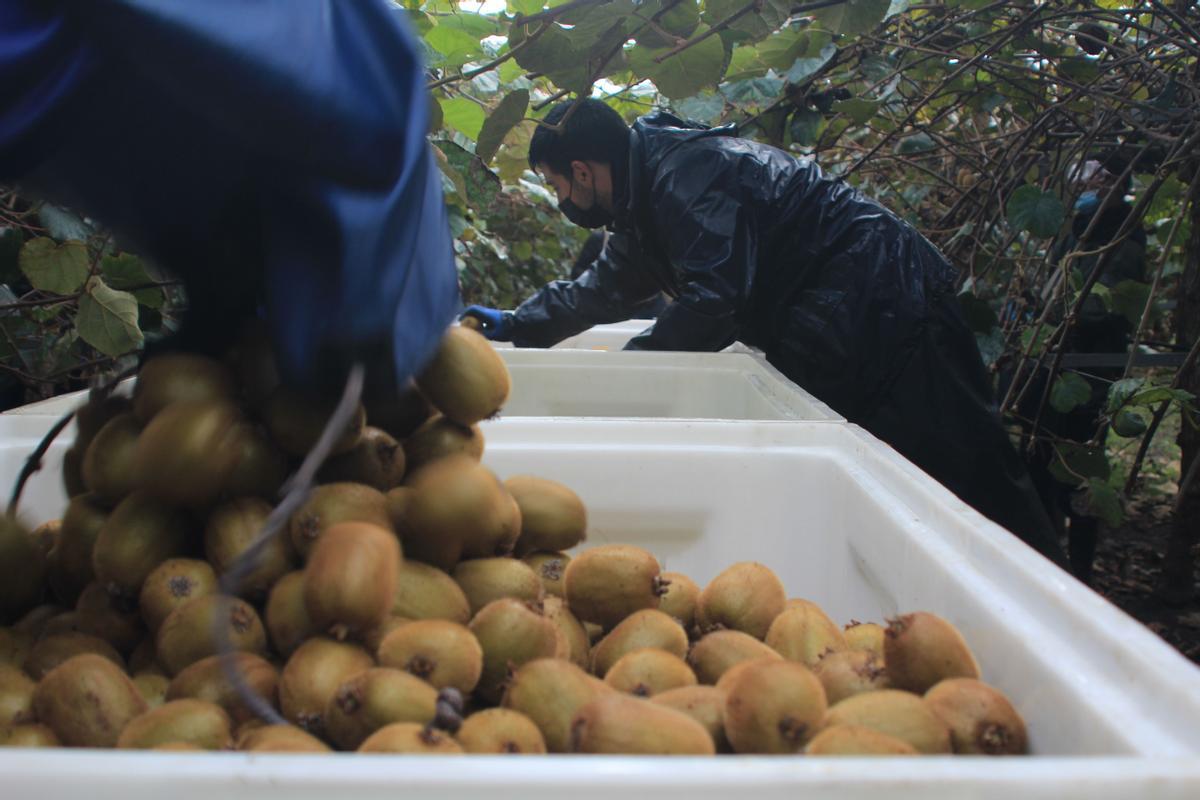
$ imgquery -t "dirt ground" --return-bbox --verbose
[1089,497,1200,665]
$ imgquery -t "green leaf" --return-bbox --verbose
[957,291,998,334]
[76,277,142,357]
[1130,386,1195,408]
[1006,185,1064,238]
[702,0,792,41]
[832,98,882,124]
[896,132,935,154]
[885,0,910,18]
[1106,377,1145,413]
[975,329,1004,368]
[1111,408,1147,438]
[441,97,486,141]
[0,226,23,285]
[1049,442,1110,486]
[790,109,824,146]
[436,140,502,211]
[1050,371,1091,413]
[436,11,504,38]
[675,92,726,125]
[476,90,530,164]
[1084,478,1123,527]
[813,0,890,35]
[1108,280,1150,327]
[36,203,93,242]
[721,76,785,107]
[508,0,543,14]
[509,22,592,92]
[424,26,484,66]
[1058,57,1099,84]
[785,40,837,84]
[635,0,700,47]
[627,24,725,99]
[19,237,89,294]
[101,253,163,309]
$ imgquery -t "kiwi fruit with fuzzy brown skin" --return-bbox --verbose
[651,685,731,753]
[24,631,124,679]
[237,724,331,753]
[92,491,192,599]
[303,522,400,640]
[657,571,700,629]
[222,422,290,500]
[132,400,243,508]
[116,699,232,750]
[402,416,484,475]
[843,621,885,660]
[523,551,569,598]
[604,648,698,697]
[278,637,374,738]
[74,581,143,655]
[132,354,235,423]
[506,476,587,555]
[265,571,315,659]
[469,598,562,704]
[813,650,890,705]
[357,722,463,754]
[263,386,365,458]
[318,427,406,491]
[723,659,827,754]
[0,664,36,727]
[0,514,45,625]
[324,667,439,751]
[502,658,610,753]
[288,482,392,560]
[569,692,715,755]
[205,498,296,600]
[363,381,435,441]
[452,557,544,617]
[167,652,280,725]
[1,723,61,747]
[924,678,1028,755]
[696,562,786,640]
[80,412,143,506]
[542,596,590,669]
[884,612,980,693]
[457,708,547,754]
[155,594,268,676]
[50,493,109,606]
[687,629,781,685]
[805,724,919,755]
[34,653,148,747]
[139,559,218,635]
[376,619,483,694]
[591,609,689,677]
[416,325,511,426]
[765,600,848,667]
[1,627,34,670]
[563,544,667,629]
[824,690,952,754]
[406,458,520,564]
[389,560,471,624]
[132,672,170,708]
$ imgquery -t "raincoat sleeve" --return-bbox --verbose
[0,0,459,388]
[623,146,754,352]
[508,232,663,347]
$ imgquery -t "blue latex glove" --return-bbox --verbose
[1,0,458,390]
[460,306,513,341]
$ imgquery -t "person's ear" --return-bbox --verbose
[570,160,592,187]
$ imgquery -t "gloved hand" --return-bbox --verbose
[460,306,514,341]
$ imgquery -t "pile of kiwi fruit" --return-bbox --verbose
[0,322,1028,756]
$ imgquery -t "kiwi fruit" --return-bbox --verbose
[542,596,590,669]
[324,667,439,750]
[50,493,109,605]
[362,616,412,654]
[117,698,232,750]
[376,619,483,694]
[469,598,562,704]
[416,325,511,426]
[651,685,731,753]
[34,653,147,747]
[237,724,331,752]
[363,381,435,441]
[357,722,463,754]
[303,522,401,639]
[139,559,218,634]
[156,594,268,676]
[452,557,544,616]
[502,658,609,753]
[0,663,36,727]
[563,544,666,629]
[405,458,519,565]
[844,621,886,660]
[505,476,587,555]
[1,723,61,747]
[278,637,374,737]
[13,604,62,639]
[74,581,143,654]
[569,691,715,755]
[24,631,124,679]
[390,559,471,624]
[813,649,890,705]
[805,724,919,755]
[457,708,547,754]
[62,446,87,498]
[523,551,569,598]
[402,416,484,475]
[222,422,290,500]
[687,629,781,685]
[30,519,62,561]
[885,612,981,694]
[166,652,280,725]
[604,648,697,697]
[723,659,827,753]
[132,400,243,508]
[128,638,164,675]
[765,599,848,667]
[92,491,191,598]
[205,498,296,600]
[714,656,784,694]
[132,672,171,708]
[824,690,952,754]
[80,412,143,505]
[132,354,236,422]
[263,385,365,457]
[318,427,406,490]
[696,562,786,640]
[657,571,701,629]
[0,514,45,624]
[924,678,1028,755]
[1,626,34,668]
[591,608,689,677]
[265,570,315,658]
[288,482,392,559]
[74,391,133,450]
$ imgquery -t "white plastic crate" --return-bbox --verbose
[2,349,840,421]
[492,320,657,351]
[1,414,1198,798]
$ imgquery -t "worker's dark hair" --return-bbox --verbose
[528,99,630,177]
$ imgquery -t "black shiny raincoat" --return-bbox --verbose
[510,112,1065,566]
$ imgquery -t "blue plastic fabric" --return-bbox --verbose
[0,0,458,387]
